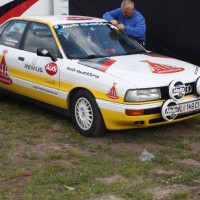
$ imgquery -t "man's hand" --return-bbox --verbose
[110,19,118,26]
[116,23,125,30]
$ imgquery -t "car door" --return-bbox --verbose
[0,20,28,88]
[0,20,62,106]
[21,22,62,105]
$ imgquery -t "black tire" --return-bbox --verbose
[71,90,106,137]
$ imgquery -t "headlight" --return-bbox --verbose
[125,88,161,102]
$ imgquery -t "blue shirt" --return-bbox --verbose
[103,8,146,42]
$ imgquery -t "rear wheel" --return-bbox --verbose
[71,90,106,137]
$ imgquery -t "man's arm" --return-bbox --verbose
[103,8,121,23]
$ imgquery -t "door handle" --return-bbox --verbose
[18,57,25,61]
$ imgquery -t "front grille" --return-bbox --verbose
[160,82,196,99]
[144,107,161,115]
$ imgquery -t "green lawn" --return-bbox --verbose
[0,96,200,200]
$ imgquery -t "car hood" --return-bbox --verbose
[78,53,200,88]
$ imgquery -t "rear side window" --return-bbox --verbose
[0,20,27,49]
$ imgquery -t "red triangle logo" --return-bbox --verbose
[106,83,119,99]
[0,50,12,85]
[142,60,185,74]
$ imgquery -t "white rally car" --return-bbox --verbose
[0,15,200,137]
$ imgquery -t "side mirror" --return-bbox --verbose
[37,48,57,62]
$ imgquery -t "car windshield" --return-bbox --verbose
[54,22,146,59]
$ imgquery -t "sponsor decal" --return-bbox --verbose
[106,83,119,99]
[3,37,19,47]
[45,62,58,76]
[0,50,12,85]
[60,16,93,21]
[80,22,107,26]
[78,58,116,73]
[45,79,56,85]
[196,77,200,95]
[169,80,186,101]
[33,85,58,95]
[142,60,185,74]
[61,22,107,29]
[24,64,43,73]
[161,99,178,121]
[0,0,39,24]
[66,67,99,78]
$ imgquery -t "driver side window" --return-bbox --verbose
[23,23,60,57]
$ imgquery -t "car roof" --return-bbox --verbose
[12,15,107,26]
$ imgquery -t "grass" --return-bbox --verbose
[0,96,200,200]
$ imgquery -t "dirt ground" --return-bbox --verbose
[41,122,200,199]
[1,101,200,200]
[86,125,200,200]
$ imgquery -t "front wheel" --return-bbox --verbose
[71,90,106,137]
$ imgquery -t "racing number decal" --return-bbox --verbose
[0,50,12,85]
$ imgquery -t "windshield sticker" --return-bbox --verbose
[60,16,93,21]
[78,58,116,73]
[62,24,79,28]
[3,37,19,47]
[59,22,107,29]
[142,60,185,74]
[106,83,119,99]
[0,50,12,85]
[45,63,58,76]
[80,22,107,26]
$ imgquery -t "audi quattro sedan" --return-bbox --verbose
[0,15,200,137]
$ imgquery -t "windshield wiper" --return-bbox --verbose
[78,54,107,59]
[124,50,146,55]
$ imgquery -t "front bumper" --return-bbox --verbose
[97,96,200,130]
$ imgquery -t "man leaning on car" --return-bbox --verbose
[103,0,146,46]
